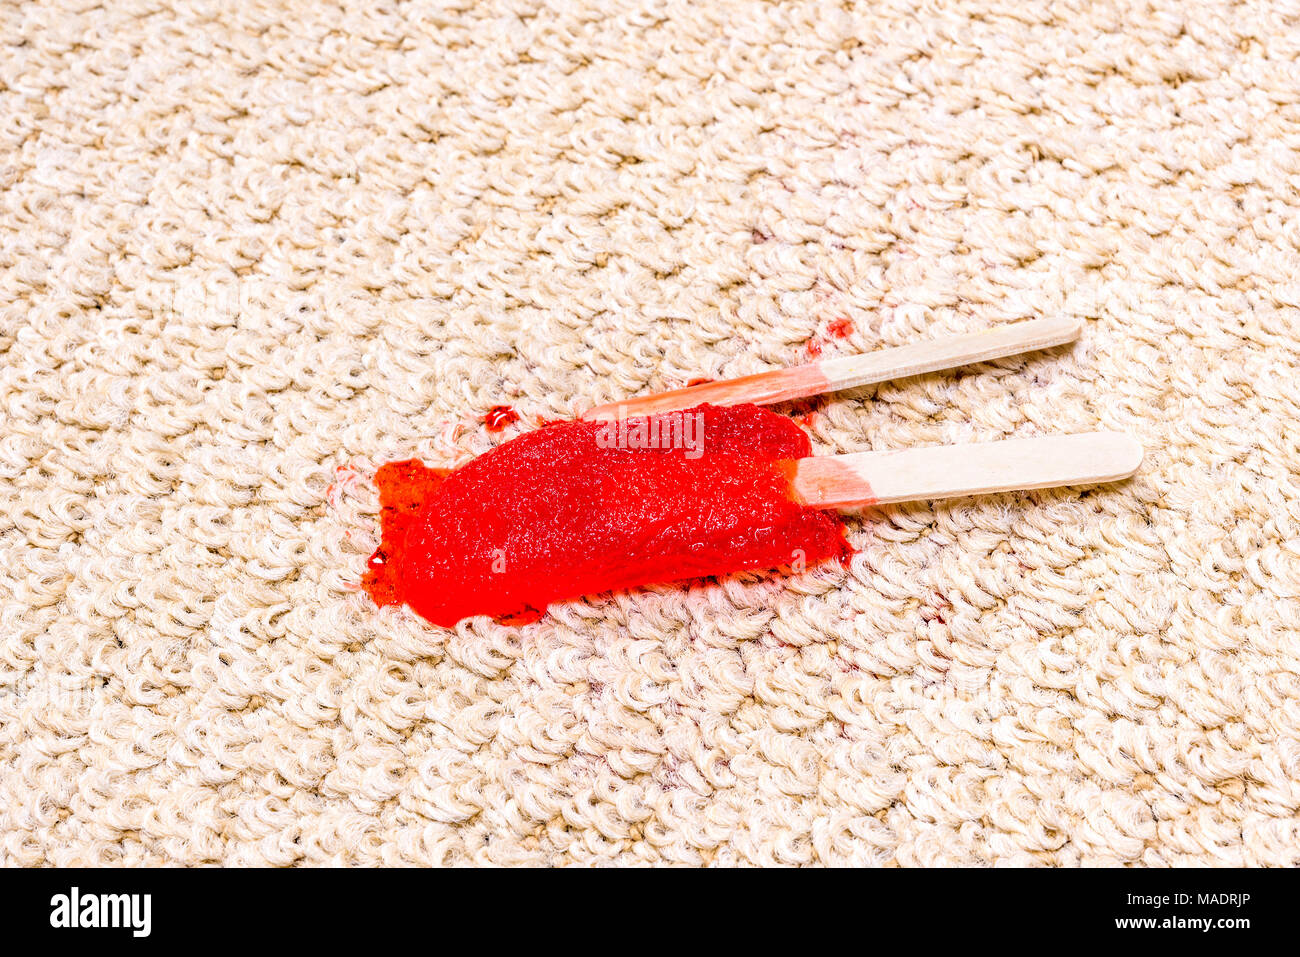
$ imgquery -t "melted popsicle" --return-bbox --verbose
[363,403,850,626]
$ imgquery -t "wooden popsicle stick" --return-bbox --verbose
[583,316,1082,421]
[791,431,1143,509]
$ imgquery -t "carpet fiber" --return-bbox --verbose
[2,0,1298,865]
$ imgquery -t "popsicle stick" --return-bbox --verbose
[791,432,1143,509]
[583,316,1082,421]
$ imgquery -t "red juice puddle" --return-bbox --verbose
[484,405,520,432]
[362,403,850,627]
[826,317,854,339]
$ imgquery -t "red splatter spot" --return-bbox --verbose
[826,317,854,339]
[794,411,819,429]
[326,463,361,509]
[805,338,824,359]
[686,377,715,387]
[484,405,521,432]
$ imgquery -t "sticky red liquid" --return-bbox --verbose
[826,317,854,339]
[483,405,520,432]
[363,404,849,626]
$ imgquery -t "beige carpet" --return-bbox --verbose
[2,0,1298,866]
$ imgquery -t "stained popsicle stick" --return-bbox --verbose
[791,432,1143,509]
[583,316,1082,421]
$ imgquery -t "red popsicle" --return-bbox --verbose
[363,403,850,626]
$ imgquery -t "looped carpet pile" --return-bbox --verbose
[1,0,1298,865]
